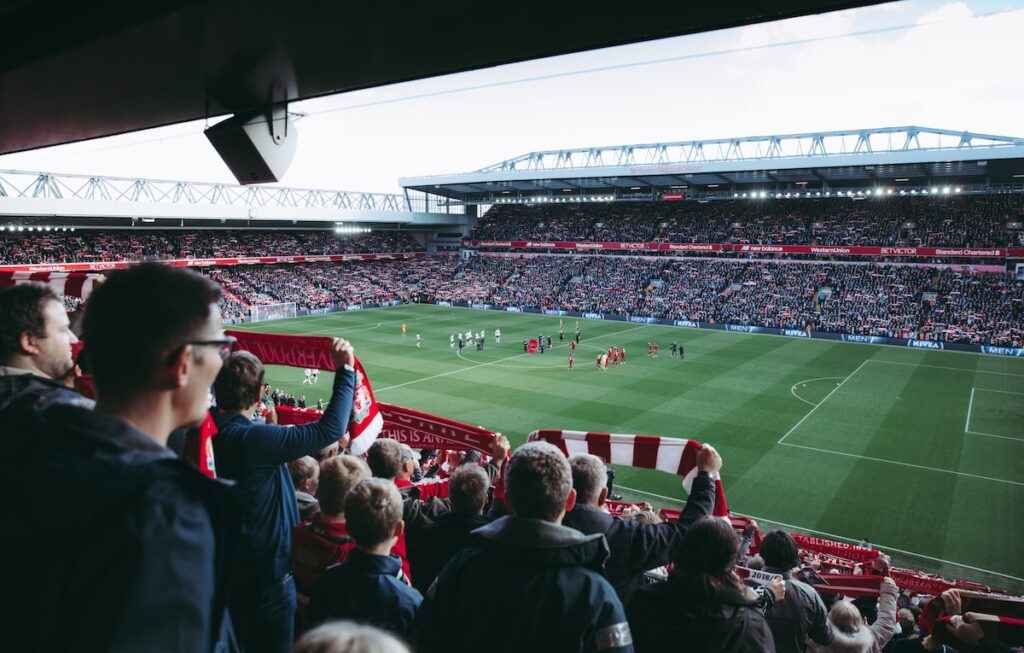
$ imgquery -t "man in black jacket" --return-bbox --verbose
[759,530,833,653]
[2,263,238,652]
[0,283,91,415]
[408,463,492,593]
[212,345,356,653]
[562,446,718,605]
[414,441,634,653]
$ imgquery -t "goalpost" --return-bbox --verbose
[249,302,298,323]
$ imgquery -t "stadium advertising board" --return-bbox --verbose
[465,240,1012,258]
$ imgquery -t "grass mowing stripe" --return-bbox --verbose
[776,358,871,444]
[778,442,1024,486]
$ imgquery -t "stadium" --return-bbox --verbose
[2,2,1023,652]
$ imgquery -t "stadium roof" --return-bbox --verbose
[399,126,1024,202]
[0,0,890,155]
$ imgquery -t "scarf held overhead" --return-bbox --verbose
[227,330,382,454]
[527,429,730,516]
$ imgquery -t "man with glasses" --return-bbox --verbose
[2,263,238,652]
[212,340,356,653]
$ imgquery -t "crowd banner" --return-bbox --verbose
[276,402,497,454]
[791,534,880,563]
[465,240,1012,259]
[0,251,424,274]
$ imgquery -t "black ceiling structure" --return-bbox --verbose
[0,0,892,156]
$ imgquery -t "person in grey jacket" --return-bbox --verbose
[809,577,899,653]
[760,530,834,653]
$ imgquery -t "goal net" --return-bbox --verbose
[249,302,298,323]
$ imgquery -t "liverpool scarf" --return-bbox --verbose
[528,429,730,516]
[227,330,383,454]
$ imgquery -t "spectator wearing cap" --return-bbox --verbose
[212,340,356,653]
[563,449,717,605]
[2,263,237,652]
[309,479,423,639]
[415,441,634,653]
[759,529,834,653]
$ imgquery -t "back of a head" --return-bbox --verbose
[569,453,607,506]
[318,455,371,517]
[506,441,572,522]
[366,439,403,480]
[292,622,410,653]
[759,529,800,572]
[449,463,489,515]
[213,351,264,411]
[82,263,221,398]
[345,478,403,548]
[830,600,865,635]
[289,456,319,490]
[675,516,741,598]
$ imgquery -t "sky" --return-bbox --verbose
[1,0,1021,195]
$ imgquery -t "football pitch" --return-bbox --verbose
[235,303,1024,590]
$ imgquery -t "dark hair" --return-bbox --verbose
[759,530,800,571]
[674,517,743,599]
[345,478,402,547]
[213,351,264,410]
[366,439,403,480]
[0,283,59,362]
[449,464,489,515]
[81,263,221,397]
[506,441,572,522]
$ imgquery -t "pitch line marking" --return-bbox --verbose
[966,430,1024,443]
[454,349,566,370]
[778,442,1024,487]
[963,387,1024,443]
[964,387,976,434]
[790,376,845,407]
[777,359,871,445]
[613,484,1024,583]
[375,323,650,393]
[867,359,1024,379]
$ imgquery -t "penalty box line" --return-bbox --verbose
[965,386,1024,443]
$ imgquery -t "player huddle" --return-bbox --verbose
[450,329,500,353]
[595,346,625,370]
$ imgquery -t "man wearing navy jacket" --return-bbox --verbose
[213,341,356,653]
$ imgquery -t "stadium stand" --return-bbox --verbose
[0,229,422,264]
[471,196,1024,248]
[205,256,1023,346]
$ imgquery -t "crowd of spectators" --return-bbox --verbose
[0,229,423,264]
[2,266,1022,653]
[211,256,1021,346]
[473,196,1024,247]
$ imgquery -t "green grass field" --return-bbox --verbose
[235,303,1024,590]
